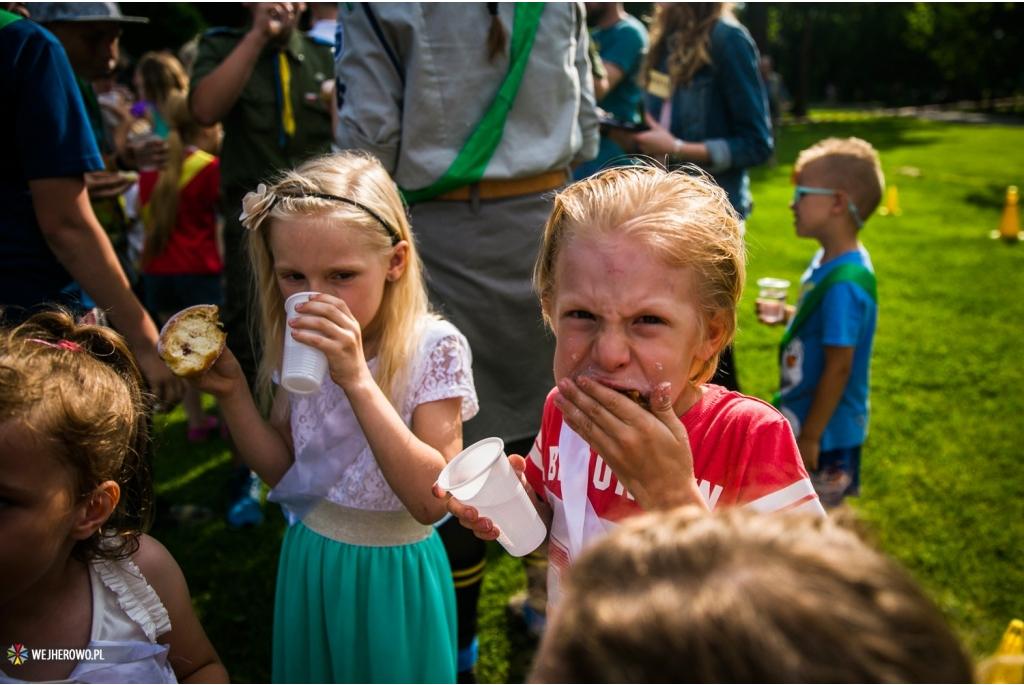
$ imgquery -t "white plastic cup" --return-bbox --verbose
[757,277,791,324]
[281,292,328,394]
[437,438,547,557]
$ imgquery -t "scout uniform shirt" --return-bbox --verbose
[191,25,334,202]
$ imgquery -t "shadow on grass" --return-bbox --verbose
[963,184,1014,210]
[149,410,284,684]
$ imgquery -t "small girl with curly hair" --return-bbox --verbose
[0,310,226,684]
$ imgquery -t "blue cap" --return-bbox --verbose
[31,2,148,24]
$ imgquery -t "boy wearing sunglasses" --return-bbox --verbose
[758,137,884,508]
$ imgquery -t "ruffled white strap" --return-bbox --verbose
[93,557,172,643]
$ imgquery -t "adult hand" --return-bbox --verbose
[250,2,301,42]
[603,126,640,155]
[633,112,677,158]
[797,433,821,472]
[136,346,185,409]
[553,376,707,512]
[288,293,369,391]
[85,171,133,200]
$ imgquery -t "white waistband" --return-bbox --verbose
[301,499,433,547]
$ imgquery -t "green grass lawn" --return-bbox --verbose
[150,115,1024,682]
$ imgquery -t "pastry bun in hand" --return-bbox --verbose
[158,305,227,377]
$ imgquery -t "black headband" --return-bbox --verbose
[271,192,401,246]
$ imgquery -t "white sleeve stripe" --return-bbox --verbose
[788,497,828,518]
[743,479,817,513]
[527,438,543,468]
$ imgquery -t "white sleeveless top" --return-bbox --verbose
[0,556,176,684]
[268,316,479,524]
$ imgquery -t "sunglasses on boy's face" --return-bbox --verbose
[792,186,864,228]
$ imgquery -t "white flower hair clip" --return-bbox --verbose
[239,183,276,231]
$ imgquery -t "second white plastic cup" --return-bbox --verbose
[438,437,547,557]
[281,292,328,394]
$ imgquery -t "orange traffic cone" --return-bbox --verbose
[878,185,901,216]
[983,619,1023,684]
[991,186,1021,242]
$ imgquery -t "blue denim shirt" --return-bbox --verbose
[644,19,773,218]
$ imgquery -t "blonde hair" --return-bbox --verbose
[142,90,206,267]
[794,137,886,225]
[644,3,725,88]
[0,310,154,563]
[535,165,746,386]
[246,152,434,415]
[536,507,974,683]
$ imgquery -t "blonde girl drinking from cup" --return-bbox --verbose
[187,152,478,683]
[0,310,226,684]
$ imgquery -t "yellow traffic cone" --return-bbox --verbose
[878,185,901,216]
[991,186,1021,242]
[984,619,1024,684]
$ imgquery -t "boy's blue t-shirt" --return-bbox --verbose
[0,15,104,313]
[779,246,878,451]
[574,14,648,179]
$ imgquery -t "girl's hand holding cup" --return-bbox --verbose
[286,292,369,393]
[433,442,551,556]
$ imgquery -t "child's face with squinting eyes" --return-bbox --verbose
[546,233,723,416]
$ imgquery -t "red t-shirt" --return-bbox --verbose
[140,150,222,275]
[524,384,824,606]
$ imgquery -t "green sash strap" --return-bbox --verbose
[0,9,23,29]
[399,3,545,205]
[771,263,877,408]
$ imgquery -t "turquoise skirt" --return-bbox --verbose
[272,521,457,684]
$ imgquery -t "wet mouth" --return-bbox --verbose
[618,388,651,410]
[582,375,651,410]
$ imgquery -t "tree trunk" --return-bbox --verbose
[795,7,814,117]
[744,2,769,55]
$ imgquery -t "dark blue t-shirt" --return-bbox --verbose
[0,14,104,315]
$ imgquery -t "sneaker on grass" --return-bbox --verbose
[225,465,264,529]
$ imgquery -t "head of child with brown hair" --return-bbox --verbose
[792,136,885,237]
[142,89,222,267]
[532,507,974,684]
[0,309,153,574]
[0,309,227,682]
[535,164,745,415]
[243,151,431,415]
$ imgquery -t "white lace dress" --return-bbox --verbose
[268,316,477,682]
[268,316,478,523]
